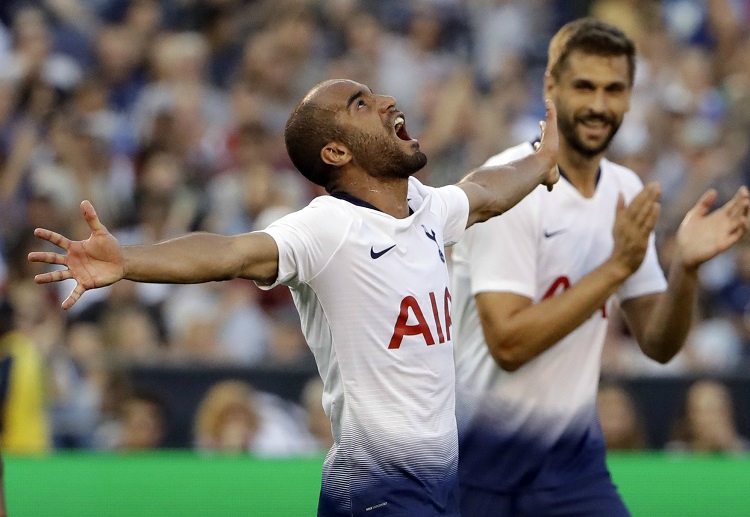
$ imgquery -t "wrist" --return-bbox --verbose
[670,247,701,276]
[120,246,134,280]
[601,258,633,285]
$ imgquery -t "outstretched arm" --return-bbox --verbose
[457,99,559,228]
[623,187,750,363]
[475,184,662,371]
[29,201,279,309]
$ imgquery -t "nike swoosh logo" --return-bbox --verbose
[544,229,566,238]
[370,244,397,259]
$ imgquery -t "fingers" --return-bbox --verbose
[544,99,557,131]
[538,100,558,146]
[62,283,86,310]
[33,269,73,284]
[725,186,750,220]
[28,251,67,266]
[616,192,625,213]
[33,228,71,251]
[692,189,718,217]
[628,183,661,228]
[81,200,106,233]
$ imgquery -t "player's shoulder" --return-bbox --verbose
[263,195,353,238]
[483,142,536,168]
[408,176,467,211]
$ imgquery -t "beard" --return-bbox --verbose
[558,109,622,158]
[345,130,427,178]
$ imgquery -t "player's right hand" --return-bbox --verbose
[28,200,124,310]
[610,183,661,275]
[535,99,560,191]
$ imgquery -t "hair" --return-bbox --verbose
[194,380,258,446]
[547,18,636,86]
[284,100,346,189]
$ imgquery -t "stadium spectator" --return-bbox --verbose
[0,291,51,453]
[111,390,167,451]
[667,379,749,454]
[597,383,647,451]
[194,380,258,454]
[194,379,316,456]
[299,377,334,454]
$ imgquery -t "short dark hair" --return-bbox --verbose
[547,18,636,86]
[284,101,346,189]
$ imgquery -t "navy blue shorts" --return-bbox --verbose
[459,473,631,517]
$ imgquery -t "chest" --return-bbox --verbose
[535,188,619,291]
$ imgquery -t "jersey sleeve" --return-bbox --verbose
[465,193,540,298]
[257,202,347,290]
[617,232,667,301]
[432,185,470,246]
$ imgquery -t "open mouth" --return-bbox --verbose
[393,115,413,141]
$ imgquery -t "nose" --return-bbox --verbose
[590,89,608,113]
[377,94,397,113]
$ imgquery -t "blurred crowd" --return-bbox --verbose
[1,0,750,454]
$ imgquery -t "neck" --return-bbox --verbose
[332,173,411,218]
[557,141,604,198]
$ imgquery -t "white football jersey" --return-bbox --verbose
[261,176,469,516]
[452,142,667,491]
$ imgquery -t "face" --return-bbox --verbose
[121,400,164,450]
[546,51,631,158]
[315,80,427,178]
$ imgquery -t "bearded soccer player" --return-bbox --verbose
[29,79,559,517]
[452,18,750,517]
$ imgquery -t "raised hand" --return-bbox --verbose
[675,186,750,270]
[28,200,124,309]
[535,99,560,191]
[610,183,662,275]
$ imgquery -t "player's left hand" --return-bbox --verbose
[675,186,750,270]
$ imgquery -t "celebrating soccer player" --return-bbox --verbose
[452,18,750,517]
[29,79,558,517]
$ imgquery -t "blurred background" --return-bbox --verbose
[1,0,750,504]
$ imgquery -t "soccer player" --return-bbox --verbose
[29,78,559,517]
[452,18,750,517]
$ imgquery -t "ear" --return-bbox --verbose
[321,141,352,167]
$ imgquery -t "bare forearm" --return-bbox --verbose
[636,261,699,363]
[482,260,630,371]
[460,152,552,226]
[123,232,271,284]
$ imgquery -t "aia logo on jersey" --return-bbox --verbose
[544,276,607,318]
[388,287,452,349]
[422,226,445,263]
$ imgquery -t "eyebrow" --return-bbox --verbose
[346,88,372,110]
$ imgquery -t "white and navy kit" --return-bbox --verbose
[261,177,469,517]
[452,143,667,512]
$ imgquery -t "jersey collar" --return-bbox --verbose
[330,191,414,215]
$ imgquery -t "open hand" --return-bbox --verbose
[610,183,662,275]
[675,186,750,270]
[28,200,124,309]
